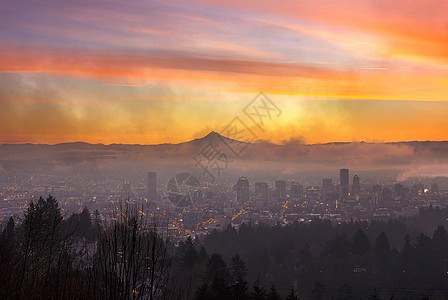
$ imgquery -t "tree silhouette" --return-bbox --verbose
[352,229,371,255]
[231,253,249,300]
[178,236,199,267]
[267,284,282,300]
[285,287,300,300]
[373,231,391,282]
[91,203,175,300]
[17,195,66,298]
[207,253,230,282]
[251,278,267,300]
[205,253,231,300]
[195,281,210,300]
[311,281,325,300]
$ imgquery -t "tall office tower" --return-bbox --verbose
[255,182,269,201]
[322,178,334,194]
[290,181,303,199]
[255,182,269,207]
[275,180,287,199]
[147,172,157,201]
[373,184,382,206]
[237,176,250,204]
[352,175,360,198]
[340,169,349,200]
[372,184,382,194]
[394,183,403,197]
[382,187,393,202]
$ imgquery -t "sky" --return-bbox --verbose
[1,0,448,145]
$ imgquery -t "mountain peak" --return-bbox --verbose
[191,131,223,141]
[204,131,220,138]
[190,131,244,145]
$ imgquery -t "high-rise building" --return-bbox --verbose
[394,183,403,197]
[321,178,337,204]
[340,169,349,200]
[275,180,287,199]
[352,175,360,198]
[382,187,393,202]
[306,186,320,201]
[290,181,303,199]
[322,178,334,194]
[373,184,382,206]
[255,182,268,200]
[237,176,250,204]
[147,172,157,201]
[255,182,269,207]
[372,184,382,194]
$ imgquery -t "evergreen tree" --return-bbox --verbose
[352,229,371,255]
[231,253,248,282]
[17,195,66,299]
[196,281,209,300]
[78,207,92,238]
[285,287,300,300]
[206,254,231,300]
[0,216,17,296]
[231,253,249,300]
[432,225,448,260]
[209,273,231,300]
[311,282,325,300]
[179,236,199,267]
[199,244,208,261]
[414,233,436,286]
[3,216,17,254]
[373,232,390,258]
[326,234,351,258]
[251,278,267,300]
[370,288,381,300]
[400,234,415,283]
[4,216,16,244]
[207,253,230,281]
[267,284,281,300]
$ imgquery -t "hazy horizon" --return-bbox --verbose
[2,130,448,146]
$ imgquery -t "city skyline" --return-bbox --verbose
[2,130,448,183]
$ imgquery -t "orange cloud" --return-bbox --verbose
[197,0,448,67]
[2,45,448,103]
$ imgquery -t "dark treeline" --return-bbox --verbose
[0,195,182,300]
[1,197,448,299]
[174,206,448,299]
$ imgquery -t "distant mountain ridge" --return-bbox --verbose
[1,131,447,147]
[1,132,448,181]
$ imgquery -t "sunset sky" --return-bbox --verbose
[1,0,448,145]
